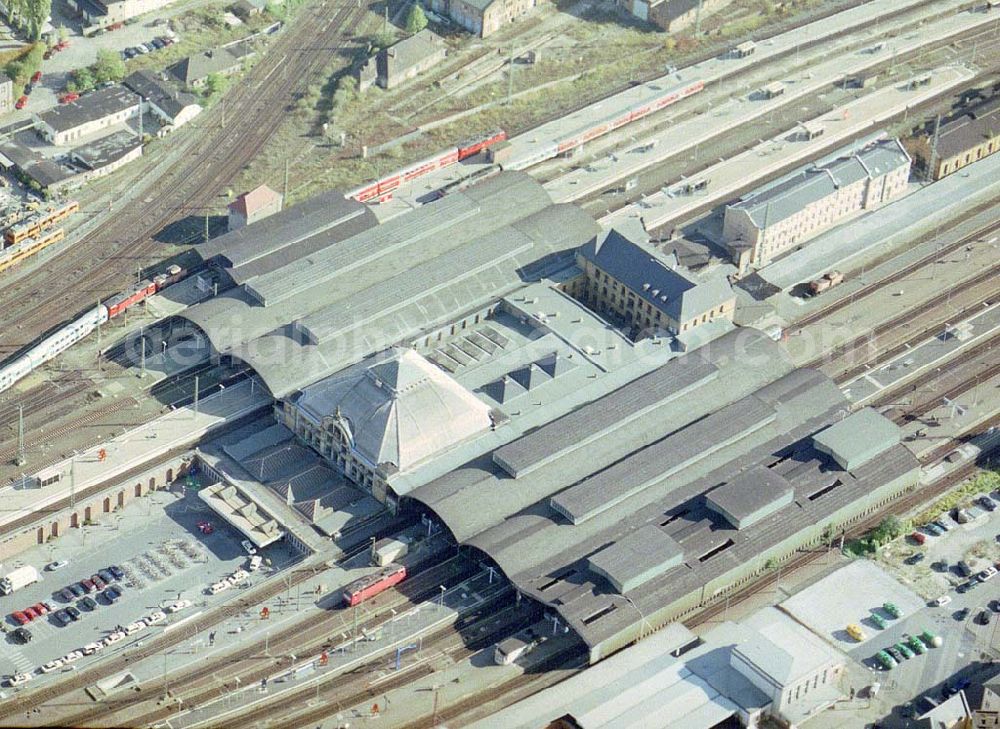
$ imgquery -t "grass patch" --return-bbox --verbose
[915,469,1000,526]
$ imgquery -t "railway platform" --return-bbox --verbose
[0,379,270,530]
[168,568,509,729]
[602,63,975,231]
[545,3,1000,205]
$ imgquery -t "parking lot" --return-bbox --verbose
[0,484,300,687]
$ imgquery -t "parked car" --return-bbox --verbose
[895,642,914,659]
[12,627,31,643]
[910,531,926,545]
[241,540,257,555]
[989,599,1000,613]
[870,613,888,630]
[883,602,902,619]
[144,611,166,626]
[32,602,51,615]
[59,92,79,104]
[40,659,64,673]
[90,574,106,590]
[23,84,32,95]
[11,611,29,625]
[82,642,102,655]
[68,583,86,598]
[22,607,39,622]
[30,71,41,83]
[80,578,97,593]
[103,585,122,602]
[65,606,82,622]
[979,609,992,625]
[53,609,72,626]
[933,595,952,607]
[7,671,32,685]
[955,607,970,621]
[14,95,27,109]
[79,596,98,611]
[62,650,83,663]
[905,553,925,565]
[886,646,905,663]
[846,624,865,641]
[979,566,998,582]
[109,565,125,580]
[46,560,68,571]
[97,569,114,584]
[875,650,896,670]
[933,519,952,532]
[150,37,166,49]
[980,496,997,512]
[165,599,191,613]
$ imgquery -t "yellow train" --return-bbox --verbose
[4,200,79,246]
[0,227,65,274]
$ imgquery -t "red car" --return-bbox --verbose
[90,574,106,590]
[80,578,97,593]
[22,607,39,622]
[197,521,214,535]
[14,95,27,110]
[30,71,41,83]
[32,602,50,615]
[11,611,29,625]
[59,92,79,104]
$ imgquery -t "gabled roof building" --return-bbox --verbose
[567,219,736,341]
[123,70,202,129]
[227,184,283,230]
[723,138,911,274]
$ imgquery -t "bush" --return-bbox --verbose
[92,48,126,83]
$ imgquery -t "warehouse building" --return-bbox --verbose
[34,85,142,145]
[723,138,911,274]
[123,70,203,131]
[565,219,736,342]
[910,95,1000,180]
[429,0,535,37]
[477,606,845,729]
[620,0,730,32]
[357,29,447,92]
[407,328,920,663]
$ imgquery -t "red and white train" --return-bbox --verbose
[346,130,507,204]
[342,563,406,607]
[0,264,187,393]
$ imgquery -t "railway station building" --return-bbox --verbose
[722,138,911,273]
[406,328,920,664]
[565,219,736,341]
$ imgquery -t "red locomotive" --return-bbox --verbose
[347,129,507,204]
[342,564,406,607]
[103,264,186,319]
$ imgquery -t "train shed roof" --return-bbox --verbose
[179,171,599,398]
[408,334,920,658]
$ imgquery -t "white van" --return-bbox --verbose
[248,555,263,572]
[208,581,230,594]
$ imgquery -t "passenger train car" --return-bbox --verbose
[346,130,507,204]
[0,264,186,394]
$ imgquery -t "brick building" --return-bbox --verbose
[358,29,446,92]
[429,0,535,37]
[723,138,911,273]
[621,0,730,32]
[910,96,1000,180]
[568,220,736,339]
[228,184,283,231]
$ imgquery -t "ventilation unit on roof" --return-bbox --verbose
[642,283,651,290]
[660,295,668,302]
[651,289,660,297]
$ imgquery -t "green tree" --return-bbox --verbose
[56,24,68,42]
[203,72,230,101]
[403,3,427,34]
[871,515,906,545]
[369,29,395,51]
[71,66,95,92]
[92,48,125,83]
[22,0,51,40]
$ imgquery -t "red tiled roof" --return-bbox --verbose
[229,184,281,218]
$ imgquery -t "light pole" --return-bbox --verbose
[438,585,446,609]
[622,595,653,639]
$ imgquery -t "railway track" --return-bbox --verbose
[197,590,532,729]
[0,0,372,361]
[793,213,1000,335]
[64,556,478,728]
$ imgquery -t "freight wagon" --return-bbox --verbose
[342,564,406,607]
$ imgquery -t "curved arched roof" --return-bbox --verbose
[176,172,600,398]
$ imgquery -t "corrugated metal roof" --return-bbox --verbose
[811,407,899,470]
[178,172,600,398]
[705,465,793,529]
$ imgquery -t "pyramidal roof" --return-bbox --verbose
[298,348,493,473]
